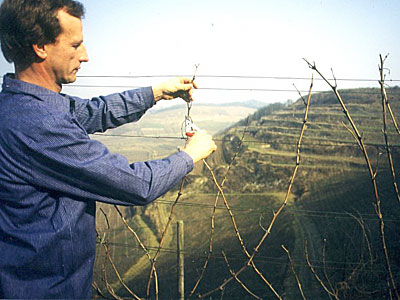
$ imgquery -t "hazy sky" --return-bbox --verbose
[1,0,400,105]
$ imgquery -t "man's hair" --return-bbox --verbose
[0,0,85,67]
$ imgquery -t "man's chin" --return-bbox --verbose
[62,76,77,85]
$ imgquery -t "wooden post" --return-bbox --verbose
[177,220,184,300]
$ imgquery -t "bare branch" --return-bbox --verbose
[146,178,186,299]
[114,205,158,296]
[102,241,142,300]
[114,205,154,263]
[199,74,314,299]
[92,281,109,299]
[282,245,306,300]
[221,251,263,300]
[293,83,307,106]
[346,212,374,266]
[189,119,249,298]
[202,159,283,299]
[341,121,362,150]
[98,208,143,299]
[99,207,111,230]
[331,68,338,88]
[307,58,399,300]
[304,240,339,299]
[100,232,124,300]
[322,239,335,294]
[379,54,400,205]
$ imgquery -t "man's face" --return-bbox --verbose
[44,9,89,89]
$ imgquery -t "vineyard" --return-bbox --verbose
[91,70,400,299]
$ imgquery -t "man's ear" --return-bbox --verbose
[32,44,47,60]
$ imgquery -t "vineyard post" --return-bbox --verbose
[177,220,185,300]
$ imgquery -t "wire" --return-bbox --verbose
[152,199,400,223]
[97,240,390,272]
[3,74,400,94]
[93,133,186,140]
[62,84,400,95]
[76,74,400,83]
[92,132,400,149]
[66,84,330,93]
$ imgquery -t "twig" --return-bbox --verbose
[99,207,111,230]
[282,245,306,300]
[100,232,124,300]
[188,119,249,298]
[202,159,282,299]
[92,281,109,299]
[102,241,142,300]
[114,205,154,261]
[379,54,400,204]
[99,207,142,299]
[341,121,361,150]
[304,240,339,299]
[379,55,400,136]
[220,287,225,300]
[98,210,121,299]
[146,178,186,299]
[322,239,335,295]
[221,251,263,300]
[293,83,307,106]
[198,75,313,299]
[346,212,374,266]
[114,205,158,297]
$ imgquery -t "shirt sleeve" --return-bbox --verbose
[70,87,155,134]
[20,106,193,206]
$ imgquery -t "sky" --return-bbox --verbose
[1,0,400,106]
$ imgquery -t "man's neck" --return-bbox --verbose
[15,64,62,93]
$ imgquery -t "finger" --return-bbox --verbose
[178,83,196,91]
[178,77,198,89]
[176,90,194,103]
[188,89,194,100]
[179,77,195,84]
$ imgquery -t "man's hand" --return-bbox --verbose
[152,77,198,103]
[181,130,217,163]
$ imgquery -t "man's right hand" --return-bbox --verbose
[181,130,217,163]
[152,77,197,103]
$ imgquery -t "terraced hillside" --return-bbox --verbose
[200,88,400,192]
[93,87,400,299]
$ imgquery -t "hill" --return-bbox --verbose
[91,101,259,162]
[92,87,400,299]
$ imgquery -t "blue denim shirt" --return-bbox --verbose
[0,74,193,299]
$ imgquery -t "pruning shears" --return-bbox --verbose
[185,116,200,137]
[184,64,200,138]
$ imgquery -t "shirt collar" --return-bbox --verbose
[2,73,69,108]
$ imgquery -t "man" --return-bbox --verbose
[0,0,217,298]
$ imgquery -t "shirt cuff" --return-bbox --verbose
[142,86,157,109]
[175,150,194,174]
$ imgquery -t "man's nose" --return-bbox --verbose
[80,44,89,62]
